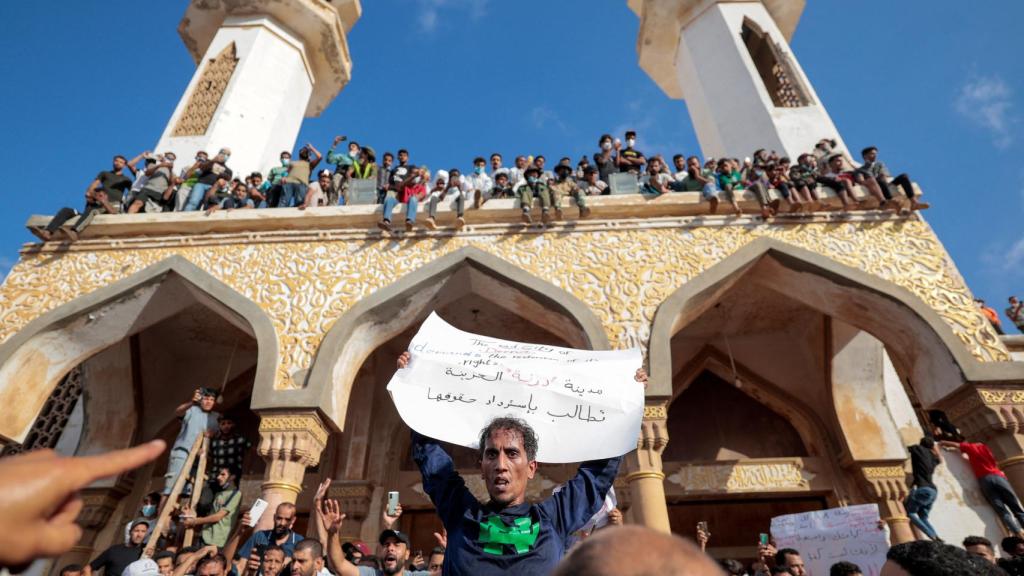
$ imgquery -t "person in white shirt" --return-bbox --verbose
[465,157,493,209]
[299,170,336,209]
[426,170,468,230]
[507,155,529,189]
[671,154,688,182]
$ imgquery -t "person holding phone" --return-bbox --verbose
[233,503,303,575]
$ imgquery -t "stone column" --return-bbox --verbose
[623,404,671,533]
[856,464,914,544]
[256,411,330,530]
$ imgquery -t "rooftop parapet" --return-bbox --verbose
[25,182,921,249]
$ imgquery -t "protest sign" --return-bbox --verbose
[386,312,644,463]
[771,504,888,576]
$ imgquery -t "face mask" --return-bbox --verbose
[197,157,207,163]
[626,139,636,147]
[223,155,230,161]
[142,505,156,517]
[475,166,485,175]
[528,177,538,185]
[351,150,360,159]
[413,176,422,184]
[281,158,290,166]
[601,142,612,151]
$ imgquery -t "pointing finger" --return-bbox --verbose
[65,440,165,488]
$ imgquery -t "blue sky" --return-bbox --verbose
[1,1,1022,324]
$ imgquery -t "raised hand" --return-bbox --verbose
[433,527,448,549]
[321,499,345,534]
[634,368,648,389]
[382,502,403,530]
[607,508,623,526]
[314,478,332,505]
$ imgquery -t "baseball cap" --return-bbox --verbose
[122,559,159,576]
[379,529,410,546]
[342,541,372,556]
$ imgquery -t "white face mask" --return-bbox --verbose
[601,142,612,151]
[626,139,636,148]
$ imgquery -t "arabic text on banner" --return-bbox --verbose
[771,504,888,576]
[386,312,644,463]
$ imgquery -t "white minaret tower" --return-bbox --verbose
[154,0,361,177]
[628,0,847,159]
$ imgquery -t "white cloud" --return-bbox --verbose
[530,105,569,132]
[1001,238,1024,273]
[416,0,489,34]
[955,75,1017,149]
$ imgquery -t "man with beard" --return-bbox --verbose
[235,503,303,575]
[386,352,644,575]
[290,540,325,576]
[321,499,428,576]
[84,521,148,576]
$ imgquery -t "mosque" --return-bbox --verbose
[2,0,1023,569]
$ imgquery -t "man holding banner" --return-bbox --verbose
[388,313,646,575]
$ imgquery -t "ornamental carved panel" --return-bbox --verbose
[172,42,239,137]
[0,220,1008,391]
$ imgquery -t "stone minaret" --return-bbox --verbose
[628,0,847,159]
[154,0,361,177]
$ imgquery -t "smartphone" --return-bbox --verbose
[387,491,400,517]
[248,498,269,527]
[697,521,708,533]
[759,533,770,546]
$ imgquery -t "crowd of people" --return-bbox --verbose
[32,132,928,241]
[10,355,1024,576]
[975,296,1024,336]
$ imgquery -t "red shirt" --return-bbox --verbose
[960,442,1005,479]
[400,183,426,203]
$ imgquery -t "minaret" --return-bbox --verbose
[154,0,361,177]
[628,0,846,159]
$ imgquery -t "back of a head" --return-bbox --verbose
[1003,536,1024,555]
[887,540,1003,575]
[829,560,862,576]
[552,526,725,576]
[718,559,744,575]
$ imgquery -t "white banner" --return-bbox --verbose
[386,312,644,463]
[771,504,889,576]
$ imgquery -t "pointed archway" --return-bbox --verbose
[295,246,609,428]
[645,237,1014,546]
[0,255,278,445]
[297,246,610,548]
[647,237,1018,407]
[0,255,278,569]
